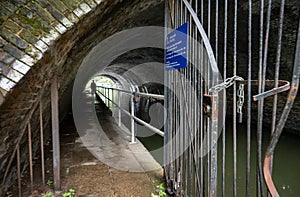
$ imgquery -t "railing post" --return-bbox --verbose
[17,144,21,197]
[118,91,121,126]
[105,88,108,106]
[51,75,61,191]
[28,123,33,193]
[40,101,45,186]
[130,94,136,144]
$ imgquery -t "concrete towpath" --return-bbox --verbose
[58,95,164,197]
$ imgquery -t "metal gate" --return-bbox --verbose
[163,0,300,197]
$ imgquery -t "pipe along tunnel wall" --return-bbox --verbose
[0,0,299,194]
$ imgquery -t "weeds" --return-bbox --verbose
[42,192,54,197]
[47,179,53,186]
[63,188,76,197]
[151,183,166,197]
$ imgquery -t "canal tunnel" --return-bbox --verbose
[0,0,300,196]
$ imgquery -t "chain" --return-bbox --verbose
[237,83,245,123]
[208,75,245,123]
[208,75,244,93]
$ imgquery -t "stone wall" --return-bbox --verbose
[0,0,299,194]
[0,0,164,194]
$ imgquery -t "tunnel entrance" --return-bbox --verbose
[0,0,300,196]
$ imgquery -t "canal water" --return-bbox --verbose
[137,122,300,197]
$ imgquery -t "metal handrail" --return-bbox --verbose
[96,87,164,137]
[97,86,164,100]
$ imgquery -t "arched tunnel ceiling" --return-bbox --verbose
[0,0,164,105]
[105,48,164,75]
[0,0,165,193]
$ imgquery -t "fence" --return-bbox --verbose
[164,0,300,197]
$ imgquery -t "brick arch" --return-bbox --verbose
[0,0,164,193]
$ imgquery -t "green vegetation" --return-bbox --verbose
[42,189,76,197]
[42,192,54,197]
[63,189,76,197]
[151,183,166,197]
[47,179,53,186]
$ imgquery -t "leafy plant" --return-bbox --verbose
[6,193,12,197]
[63,188,76,197]
[151,183,166,197]
[47,179,53,186]
[42,192,54,197]
[66,167,70,174]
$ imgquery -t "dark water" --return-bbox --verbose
[137,123,300,197]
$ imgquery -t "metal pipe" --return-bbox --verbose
[257,0,265,195]
[247,0,252,196]
[40,101,45,185]
[28,123,33,192]
[98,89,164,136]
[233,0,238,196]
[222,0,228,196]
[130,94,136,143]
[51,76,61,191]
[2,83,48,184]
[269,2,285,193]
[98,86,164,100]
[17,144,21,197]
[118,91,121,127]
[264,17,300,197]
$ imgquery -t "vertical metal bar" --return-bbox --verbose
[131,94,135,143]
[246,0,252,196]
[118,91,121,127]
[269,2,285,195]
[233,0,238,196]
[105,88,108,106]
[207,0,212,195]
[257,0,265,196]
[164,0,169,187]
[51,75,61,191]
[193,1,199,194]
[17,144,21,197]
[187,4,193,195]
[200,1,204,196]
[194,1,198,195]
[108,88,110,108]
[215,0,218,63]
[222,0,228,196]
[261,1,272,195]
[28,123,33,192]
[264,18,300,197]
[40,101,45,186]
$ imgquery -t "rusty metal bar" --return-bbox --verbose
[264,16,300,197]
[253,82,290,101]
[28,123,33,192]
[40,101,45,185]
[51,75,61,191]
[17,144,21,197]
[2,82,48,184]
[268,2,285,195]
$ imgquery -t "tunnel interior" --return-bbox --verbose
[0,0,300,195]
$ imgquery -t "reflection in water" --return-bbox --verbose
[138,123,300,196]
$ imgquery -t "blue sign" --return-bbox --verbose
[166,22,188,70]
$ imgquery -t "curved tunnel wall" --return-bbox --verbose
[0,0,164,193]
